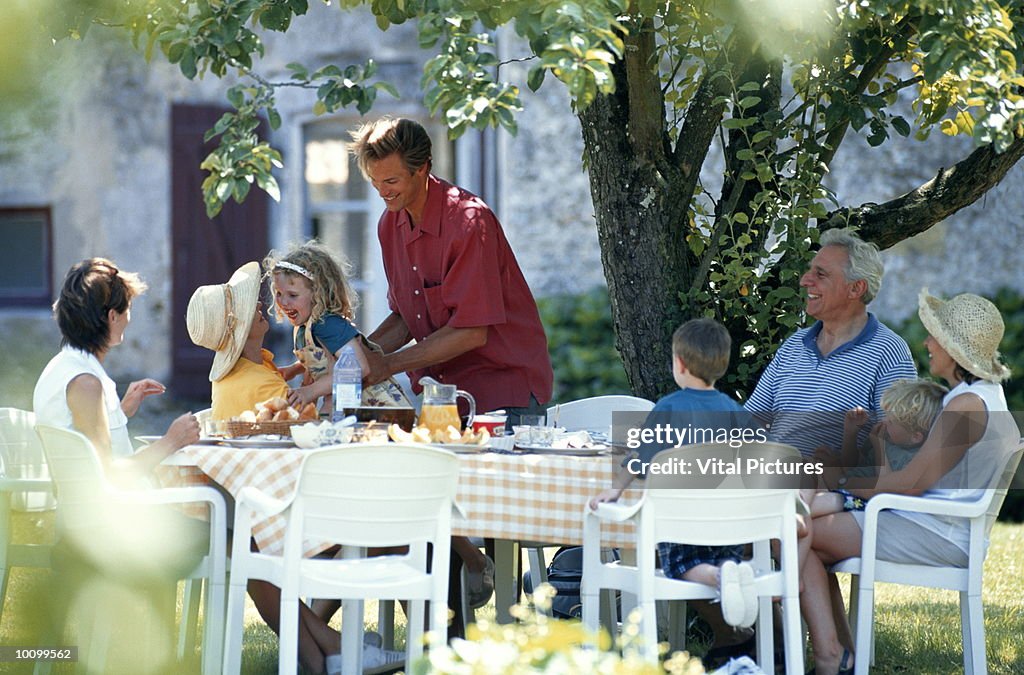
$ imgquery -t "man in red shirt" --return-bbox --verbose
[350,117,553,423]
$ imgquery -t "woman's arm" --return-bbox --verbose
[844,392,986,498]
[67,374,198,485]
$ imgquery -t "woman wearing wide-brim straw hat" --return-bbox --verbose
[186,261,289,420]
[801,288,1021,675]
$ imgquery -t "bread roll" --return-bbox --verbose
[256,407,274,422]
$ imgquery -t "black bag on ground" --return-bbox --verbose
[524,546,619,619]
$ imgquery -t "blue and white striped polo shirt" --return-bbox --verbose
[744,313,916,456]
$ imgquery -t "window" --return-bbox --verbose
[0,207,52,307]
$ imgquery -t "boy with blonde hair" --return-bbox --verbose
[808,378,948,515]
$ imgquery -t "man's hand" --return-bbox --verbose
[362,348,392,387]
[120,378,166,417]
[589,488,624,511]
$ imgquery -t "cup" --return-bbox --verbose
[517,414,547,446]
[472,414,508,437]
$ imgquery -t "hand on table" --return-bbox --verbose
[121,378,166,417]
[163,412,201,451]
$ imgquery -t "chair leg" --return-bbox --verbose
[407,599,425,664]
[526,547,551,616]
[962,591,987,675]
[203,574,226,675]
[340,598,363,674]
[640,599,659,663]
[598,548,618,635]
[853,583,874,675]
[178,578,201,661]
[378,600,396,649]
[278,587,300,675]
[223,579,248,675]
[781,594,805,675]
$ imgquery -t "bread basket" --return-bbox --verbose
[222,419,304,438]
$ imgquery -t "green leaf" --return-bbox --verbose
[891,116,911,137]
[737,96,761,109]
[527,65,546,92]
[313,100,327,116]
[268,108,282,130]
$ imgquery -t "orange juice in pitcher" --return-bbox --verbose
[418,404,462,435]
[418,376,475,435]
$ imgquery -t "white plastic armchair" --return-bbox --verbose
[831,442,1024,675]
[0,408,55,623]
[526,395,654,617]
[581,442,806,674]
[223,443,462,675]
[34,424,227,675]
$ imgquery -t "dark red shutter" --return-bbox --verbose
[170,103,270,399]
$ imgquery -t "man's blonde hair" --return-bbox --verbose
[881,378,949,435]
[672,318,731,386]
[348,117,432,177]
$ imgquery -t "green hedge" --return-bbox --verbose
[537,287,632,405]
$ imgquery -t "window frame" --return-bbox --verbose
[0,206,53,308]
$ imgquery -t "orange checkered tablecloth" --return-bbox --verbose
[156,445,639,556]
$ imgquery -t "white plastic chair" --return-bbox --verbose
[223,443,461,675]
[34,424,227,675]
[831,442,1024,675]
[0,409,55,623]
[524,395,654,616]
[581,442,805,673]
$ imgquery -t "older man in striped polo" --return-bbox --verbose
[745,228,916,457]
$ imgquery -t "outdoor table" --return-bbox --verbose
[157,443,640,623]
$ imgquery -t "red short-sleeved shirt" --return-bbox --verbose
[378,175,553,412]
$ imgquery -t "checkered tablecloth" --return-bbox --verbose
[156,445,639,556]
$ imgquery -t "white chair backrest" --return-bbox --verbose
[549,395,655,443]
[983,442,1024,536]
[1,408,55,511]
[643,442,803,546]
[288,443,460,550]
[34,425,111,529]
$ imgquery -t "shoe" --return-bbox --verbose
[805,648,854,675]
[736,561,758,629]
[719,560,746,627]
[363,630,384,649]
[322,633,390,674]
[702,634,756,671]
[363,644,405,673]
[465,553,495,610]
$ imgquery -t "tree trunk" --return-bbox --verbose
[577,58,694,401]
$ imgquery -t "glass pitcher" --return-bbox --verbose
[418,376,476,435]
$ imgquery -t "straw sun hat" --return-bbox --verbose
[186,262,261,382]
[918,287,1010,382]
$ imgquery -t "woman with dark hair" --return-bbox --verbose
[800,289,1020,674]
[33,258,199,478]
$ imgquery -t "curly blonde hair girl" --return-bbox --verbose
[263,240,359,325]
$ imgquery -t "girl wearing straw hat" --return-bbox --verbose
[800,289,1020,675]
[186,261,290,420]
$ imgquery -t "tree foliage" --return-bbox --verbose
[46,0,1024,398]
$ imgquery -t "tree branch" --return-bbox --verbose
[819,13,920,168]
[624,17,668,163]
[821,135,1024,248]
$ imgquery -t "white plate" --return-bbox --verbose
[217,436,296,448]
[515,444,609,456]
[429,442,489,454]
[136,436,227,446]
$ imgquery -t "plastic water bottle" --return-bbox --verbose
[332,343,362,422]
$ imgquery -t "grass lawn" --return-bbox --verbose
[2,510,1021,674]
